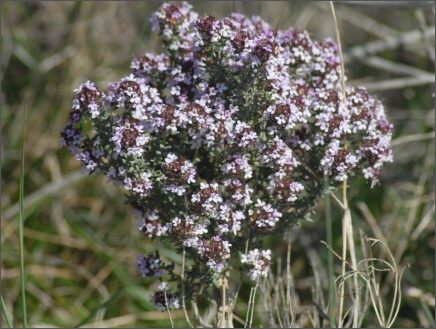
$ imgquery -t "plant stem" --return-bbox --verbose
[285,242,292,327]
[217,275,227,327]
[330,2,350,327]
[345,206,360,327]
[337,179,351,328]
[325,176,336,327]
[244,277,260,328]
[248,278,260,328]
[164,290,174,328]
[181,248,193,328]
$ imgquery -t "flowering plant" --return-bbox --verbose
[61,1,393,323]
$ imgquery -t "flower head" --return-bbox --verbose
[61,2,393,293]
[241,249,272,280]
[136,252,163,278]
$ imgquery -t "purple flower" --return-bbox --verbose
[136,252,163,278]
[61,2,393,292]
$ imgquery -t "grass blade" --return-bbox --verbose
[74,288,123,328]
[324,176,336,327]
[19,107,28,327]
[1,294,14,328]
[419,298,436,328]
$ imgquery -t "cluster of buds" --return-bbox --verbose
[61,2,393,311]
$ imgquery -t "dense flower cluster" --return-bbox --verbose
[61,2,393,309]
[241,249,272,281]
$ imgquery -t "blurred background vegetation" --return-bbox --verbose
[1,1,434,327]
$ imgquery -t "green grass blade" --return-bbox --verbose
[419,298,435,328]
[1,294,14,328]
[19,107,28,328]
[73,288,123,328]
